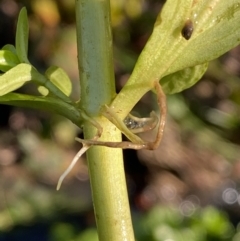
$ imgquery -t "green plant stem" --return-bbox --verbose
[110,79,153,120]
[75,0,135,240]
[85,120,135,241]
[75,0,115,115]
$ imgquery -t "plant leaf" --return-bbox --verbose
[161,62,208,94]
[16,7,30,64]
[2,44,17,55]
[0,93,81,126]
[0,63,33,96]
[165,0,240,75]
[0,63,72,103]
[0,50,20,72]
[37,85,49,96]
[127,0,240,93]
[45,66,72,96]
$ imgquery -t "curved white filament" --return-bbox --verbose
[56,144,90,190]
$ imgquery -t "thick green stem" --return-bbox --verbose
[75,0,115,115]
[75,0,135,240]
[85,119,135,241]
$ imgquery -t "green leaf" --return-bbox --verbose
[127,0,240,92]
[0,63,33,96]
[0,63,72,103]
[45,66,72,96]
[0,93,81,126]
[0,50,20,72]
[165,0,240,75]
[2,44,17,55]
[37,85,49,96]
[161,63,208,94]
[16,7,30,64]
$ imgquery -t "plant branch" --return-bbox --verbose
[75,0,135,240]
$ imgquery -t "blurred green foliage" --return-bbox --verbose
[47,205,240,241]
[134,206,235,241]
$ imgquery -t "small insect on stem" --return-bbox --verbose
[181,19,194,40]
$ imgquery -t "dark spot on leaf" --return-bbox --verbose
[181,20,194,40]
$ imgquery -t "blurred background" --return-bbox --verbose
[0,0,240,240]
